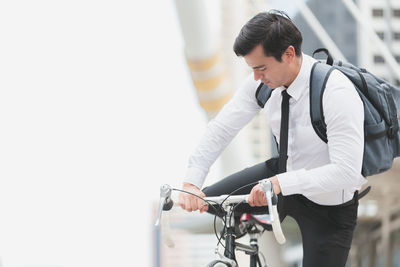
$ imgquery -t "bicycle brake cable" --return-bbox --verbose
[222,181,259,228]
[171,188,226,248]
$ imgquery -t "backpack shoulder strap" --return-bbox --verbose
[310,62,336,143]
[255,83,273,108]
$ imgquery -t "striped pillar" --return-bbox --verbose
[174,0,233,118]
[186,52,232,117]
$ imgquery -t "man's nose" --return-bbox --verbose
[254,71,262,81]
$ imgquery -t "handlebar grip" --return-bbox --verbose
[163,198,174,211]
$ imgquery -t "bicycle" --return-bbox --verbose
[154,179,286,267]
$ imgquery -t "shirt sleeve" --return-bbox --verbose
[184,74,262,189]
[277,70,365,196]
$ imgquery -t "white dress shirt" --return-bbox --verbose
[184,54,367,205]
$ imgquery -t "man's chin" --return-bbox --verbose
[263,81,275,88]
[266,83,277,89]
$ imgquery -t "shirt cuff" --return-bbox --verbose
[276,169,306,196]
[184,167,208,189]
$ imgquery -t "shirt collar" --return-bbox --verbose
[279,53,313,102]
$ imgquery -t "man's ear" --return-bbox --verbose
[283,46,296,62]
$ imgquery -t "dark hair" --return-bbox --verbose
[233,10,303,61]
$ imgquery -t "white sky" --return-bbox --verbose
[0,0,209,266]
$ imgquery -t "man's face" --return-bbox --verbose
[244,44,292,89]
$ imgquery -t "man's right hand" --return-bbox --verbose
[179,182,208,213]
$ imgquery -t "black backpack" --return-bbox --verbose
[255,48,400,177]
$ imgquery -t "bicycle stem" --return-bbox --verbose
[224,205,237,262]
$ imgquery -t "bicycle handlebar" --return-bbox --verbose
[154,179,286,245]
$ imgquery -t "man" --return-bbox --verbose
[179,10,366,266]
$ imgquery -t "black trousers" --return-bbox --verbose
[203,158,358,267]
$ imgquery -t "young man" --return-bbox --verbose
[179,10,366,266]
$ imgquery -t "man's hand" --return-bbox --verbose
[248,176,281,207]
[179,182,208,213]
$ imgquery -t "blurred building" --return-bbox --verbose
[358,0,400,86]
[293,0,358,65]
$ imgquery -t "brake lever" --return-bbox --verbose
[259,179,275,222]
[155,184,173,227]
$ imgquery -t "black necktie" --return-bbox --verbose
[278,90,291,173]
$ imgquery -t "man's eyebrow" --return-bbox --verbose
[252,65,265,70]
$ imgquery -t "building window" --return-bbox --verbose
[396,55,400,63]
[396,79,400,87]
[372,8,384,17]
[393,9,400,18]
[394,32,400,41]
[376,31,385,40]
[373,55,385,64]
